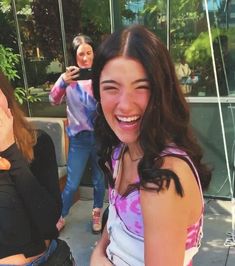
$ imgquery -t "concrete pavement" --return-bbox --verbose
[60,189,235,266]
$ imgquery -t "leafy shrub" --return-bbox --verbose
[0,44,20,80]
[14,87,42,105]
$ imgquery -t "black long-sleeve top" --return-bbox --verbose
[0,130,62,258]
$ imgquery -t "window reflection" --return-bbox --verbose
[0,1,23,86]
[171,0,235,97]
[1,1,235,107]
[175,55,198,96]
[0,0,111,117]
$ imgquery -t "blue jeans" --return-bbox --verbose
[0,240,57,266]
[61,131,105,217]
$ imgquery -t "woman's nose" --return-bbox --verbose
[118,91,133,111]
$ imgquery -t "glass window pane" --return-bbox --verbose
[0,1,27,111]
[119,0,167,43]
[15,0,111,117]
[10,0,65,117]
[207,0,235,97]
[171,0,235,97]
[170,0,215,97]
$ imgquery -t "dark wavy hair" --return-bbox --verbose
[70,34,94,67]
[92,24,211,196]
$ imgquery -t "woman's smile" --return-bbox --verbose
[99,56,150,145]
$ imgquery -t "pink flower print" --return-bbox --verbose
[135,220,142,230]
[118,199,128,213]
[130,199,141,214]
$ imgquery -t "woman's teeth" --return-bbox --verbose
[117,116,140,122]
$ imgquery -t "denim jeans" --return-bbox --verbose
[61,130,105,217]
[27,240,57,266]
[0,240,57,266]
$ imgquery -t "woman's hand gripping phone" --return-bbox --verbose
[62,66,79,83]
[62,66,93,83]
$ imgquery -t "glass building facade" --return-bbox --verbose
[0,0,235,199]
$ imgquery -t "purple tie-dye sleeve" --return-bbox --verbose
[49,75,67,105]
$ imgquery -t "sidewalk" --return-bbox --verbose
[60,199,105,266]
[60,191,235,266]
[194,199,235,266]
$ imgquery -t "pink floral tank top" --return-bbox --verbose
[109,144,204,265]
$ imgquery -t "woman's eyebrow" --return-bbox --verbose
[132,78,149,84]
[100,78,149,85]
[100,80,120,85]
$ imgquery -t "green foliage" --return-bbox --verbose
[0,44,20,80]
[0,0,11,13]
[142,3,162,27]
[185,31,211,64]
[185,28,235,65]
[80,0,129,35]
[170,0,202,47]
[31,0,130,63]
[14,87,42,105]
[80,0,111,35]
[141,1,167,41]
[141,0,202,50]
[0,0,31,14]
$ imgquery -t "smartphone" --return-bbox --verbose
[73,68,93,80]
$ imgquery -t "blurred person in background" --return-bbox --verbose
[49,34,105,234]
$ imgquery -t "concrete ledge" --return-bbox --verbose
[27,117,68,179]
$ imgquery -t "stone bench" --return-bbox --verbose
[27,117,68,181]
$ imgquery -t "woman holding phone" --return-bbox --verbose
[49,34,105,234]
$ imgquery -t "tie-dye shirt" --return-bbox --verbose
[49,76,96,137]
[109,144,204,265]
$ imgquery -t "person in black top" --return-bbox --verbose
[0,71,63,265]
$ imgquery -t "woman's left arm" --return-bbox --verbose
[30,130,62,218]
[2,143,60,238]
[140,157,199,266]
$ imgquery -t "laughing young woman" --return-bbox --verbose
[90,25,211,266]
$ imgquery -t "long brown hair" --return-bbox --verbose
[93,25,211,194]
[0,71,36,161]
